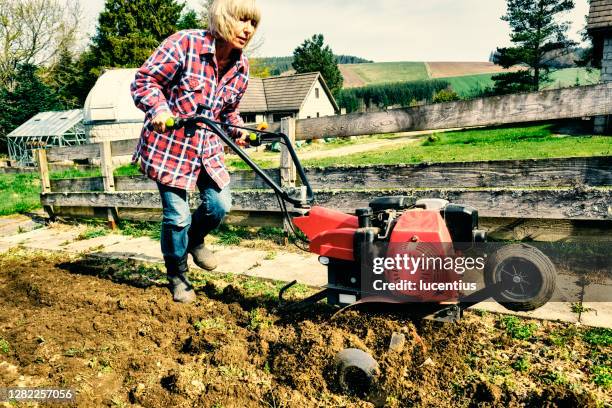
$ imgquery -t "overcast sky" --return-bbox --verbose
[75,0,591,62]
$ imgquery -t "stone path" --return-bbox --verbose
[1,213,610,328]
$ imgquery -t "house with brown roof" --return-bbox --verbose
[587,0,612,133]
[239,72,339,124]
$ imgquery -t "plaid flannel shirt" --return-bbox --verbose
[131,29,249,191]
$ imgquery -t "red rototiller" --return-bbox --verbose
[166,113,557,321]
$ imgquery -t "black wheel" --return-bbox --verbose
[484,244,556,312]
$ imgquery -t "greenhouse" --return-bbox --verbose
[6,109,86,166]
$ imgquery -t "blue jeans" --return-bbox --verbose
[157,170,231,262]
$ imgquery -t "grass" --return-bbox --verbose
[344,61,429,85]
[583,328,612,347]
[76,226,110,241]
[0,338,9,354]
[499,315,538,340]
[303,124,610,168]
[0,173,41,215]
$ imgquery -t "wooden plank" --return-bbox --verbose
[47,143,100,162]
[50,156,610,193]
[46,138,138,163]
[41,188,612,220]
[51,177,104,192]
[480,217,612,242]
[264,83,612,140]
[52,206,283,228]
[303,156,612,189]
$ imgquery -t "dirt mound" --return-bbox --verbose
[0,250,609,407]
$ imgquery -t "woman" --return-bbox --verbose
[131,0,261,303]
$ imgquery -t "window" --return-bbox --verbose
[315,88,320,98]
[241,113,256,123]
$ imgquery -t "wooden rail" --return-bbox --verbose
[36,84,612,240]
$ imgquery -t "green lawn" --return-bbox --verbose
[543,67,601,89]
[302,124,611,168]
[445,73,496,97]
[0,173,41,216]
[443,68,601,98]
[345,61,429,85]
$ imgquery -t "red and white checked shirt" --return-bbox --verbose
[131,30,249,191]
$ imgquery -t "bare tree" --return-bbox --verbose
[0,0,81,89]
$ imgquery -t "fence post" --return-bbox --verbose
[99,141,118,229]
[280,117,297,244]
[280,117,297,186]
[36,148,54,220]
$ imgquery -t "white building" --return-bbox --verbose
[239,72,339,124]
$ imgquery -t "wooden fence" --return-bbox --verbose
[36,83,612,241]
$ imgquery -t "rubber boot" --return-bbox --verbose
[165,255,196,304]
[189,243,218,271]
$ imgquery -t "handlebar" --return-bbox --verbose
[163,115,314,208]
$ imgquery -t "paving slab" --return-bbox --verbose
[245,252,326,286]
[97,236,163,263]
[62,234,133,254]
[210,246,269,275]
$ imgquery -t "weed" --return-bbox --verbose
[549,326,579,346]
[117,220,160,241]
[219,365,246,379]
[571,302,593,314]
[194,317,227,332]
[511,357,530,372]
[472,309,489,317]
[76,226,109,241]
[0,338,9,354]
[542,370,569,385]
[64,347,85,357]
[583,328,612,347]
[591,365,611,388]
[110,397,127,408]
[264,251,277,260]
[499,316,538,340]
[248,308,273,331]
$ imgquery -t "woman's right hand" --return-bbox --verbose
[151,111,174,133]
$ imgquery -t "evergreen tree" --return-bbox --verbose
[90,0,184,69]
[177,9,205,30]
[493,0,576,93]
[0,64,63,153]
[44,47,83,109]
[292,34,343,95]
[74,0,185,105]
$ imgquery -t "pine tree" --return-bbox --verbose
[0,64,63,153]
[90,0,184,69]
[292,34,343,95]
[493,0,576,93]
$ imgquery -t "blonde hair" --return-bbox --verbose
[208,0,261,44]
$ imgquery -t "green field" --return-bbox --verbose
[444,73,496,97]
[346,62,429,85]
[340,61,601,96]
[302,124,611,168]
[543,67,601,89]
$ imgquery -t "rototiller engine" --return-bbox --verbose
[166,113,557,321]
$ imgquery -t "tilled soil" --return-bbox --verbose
[0,249,609,407]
